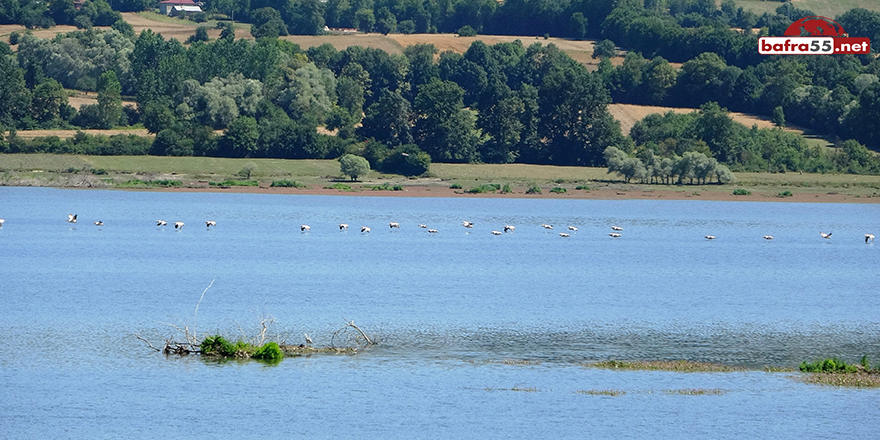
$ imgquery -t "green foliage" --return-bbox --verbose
[500,183,512,193]
[449,183,462,189]
[466,183,501,193]
[118,179,183,188]
[363,182,403,191]
[575,185,591,190]
[270,180,307,188]
[324,183,352,190]
[211,180,259,187]
[800,358,858,373]
[200,335,237,356]
[733,188,751,195]
[457,25,477,37]
[549,187,567,194]
[526,183,541,194]
[252,342,283,361]
[778,190,793,197]
[339,153,370,181]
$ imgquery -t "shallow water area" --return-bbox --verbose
[1,187,879,438]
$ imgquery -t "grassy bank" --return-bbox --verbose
[2,153,880,201]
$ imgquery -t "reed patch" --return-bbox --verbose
[585,360,746,373]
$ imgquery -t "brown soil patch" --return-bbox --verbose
[120,12,254,41]
[608,103,812,137]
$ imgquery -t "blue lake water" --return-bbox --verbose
[1,187,879,438]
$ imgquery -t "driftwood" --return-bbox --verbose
[135,281,376,358]
[330,319,375,348]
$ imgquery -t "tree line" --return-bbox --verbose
[2,0,880,177]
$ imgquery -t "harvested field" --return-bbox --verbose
[66,91,137,110]
[608,103,816,139]
[120,12,254,41]
[285,33,625,70]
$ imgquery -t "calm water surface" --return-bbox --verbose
[1,187,879,438]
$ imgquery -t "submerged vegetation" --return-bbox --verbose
[585,360,746,373]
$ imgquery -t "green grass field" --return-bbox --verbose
[3,154,880,198]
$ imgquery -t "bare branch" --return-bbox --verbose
[135,333,161,352]
[192,279,215,344]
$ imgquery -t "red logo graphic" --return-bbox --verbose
[759,15,870,55]
[783,16,847,37]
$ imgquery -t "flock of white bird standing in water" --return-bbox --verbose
[0,214,871,243]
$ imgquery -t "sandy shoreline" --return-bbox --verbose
[141,182,880,204]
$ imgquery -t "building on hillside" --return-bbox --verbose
[158,0,203,16]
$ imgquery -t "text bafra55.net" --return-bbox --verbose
[759,37,870,55]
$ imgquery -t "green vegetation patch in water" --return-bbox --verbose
[585,360,745,372]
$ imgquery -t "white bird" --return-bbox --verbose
[491,230,502,235]
[0,219,5,227]
[339,223,349,231]
[418,224,428,228]
[304,333,313,346]
[504,225,515,233]
[609,233,621,238]
[541,224,553,229]
[568,226,578,231]
[67,214,77,223]
[866,234,875,243]
[361,226,371,233]
[156,220,167,226]
[206,221,216,228]
[559,233,570,238]
[174,221,185,230]
[301,225,310,232]
[94,221,103,226]
[428,229,438,234]
[820,231,832,239]
[611,226,623,231]
[705,235,716,240]
[462,221,474,228]
[763,235,773,240]
[389,222,400,229]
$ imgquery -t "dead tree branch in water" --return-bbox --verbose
[331,319,375,348]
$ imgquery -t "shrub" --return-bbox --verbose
[449,183,462,189]
[200,335,236,356]
[549,187,567,194]
[252,342,284,361]
[324,183,352,190]
[526,184,542,194]
[211,180,259,187]
[778,190,793,197]
[9,31,20,45]
[466,183,501,194]
[575,185,591,190]
[733,188,751,195]
[457,25,477,36]
[271,180,307,188]
[501,183,511,193]
[799,357,858,373]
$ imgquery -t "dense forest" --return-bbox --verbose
[2,0,880,176]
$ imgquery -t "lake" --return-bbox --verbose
[1,187,879,438]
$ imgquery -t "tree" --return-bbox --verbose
[569,12,587,40]
[31,78,68,124]
[592,39,616,59]
[771,106,785,128]
[358,88,412,146]
[97,70,123,128]
[339,153,370,180]
[219,115,259,157]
